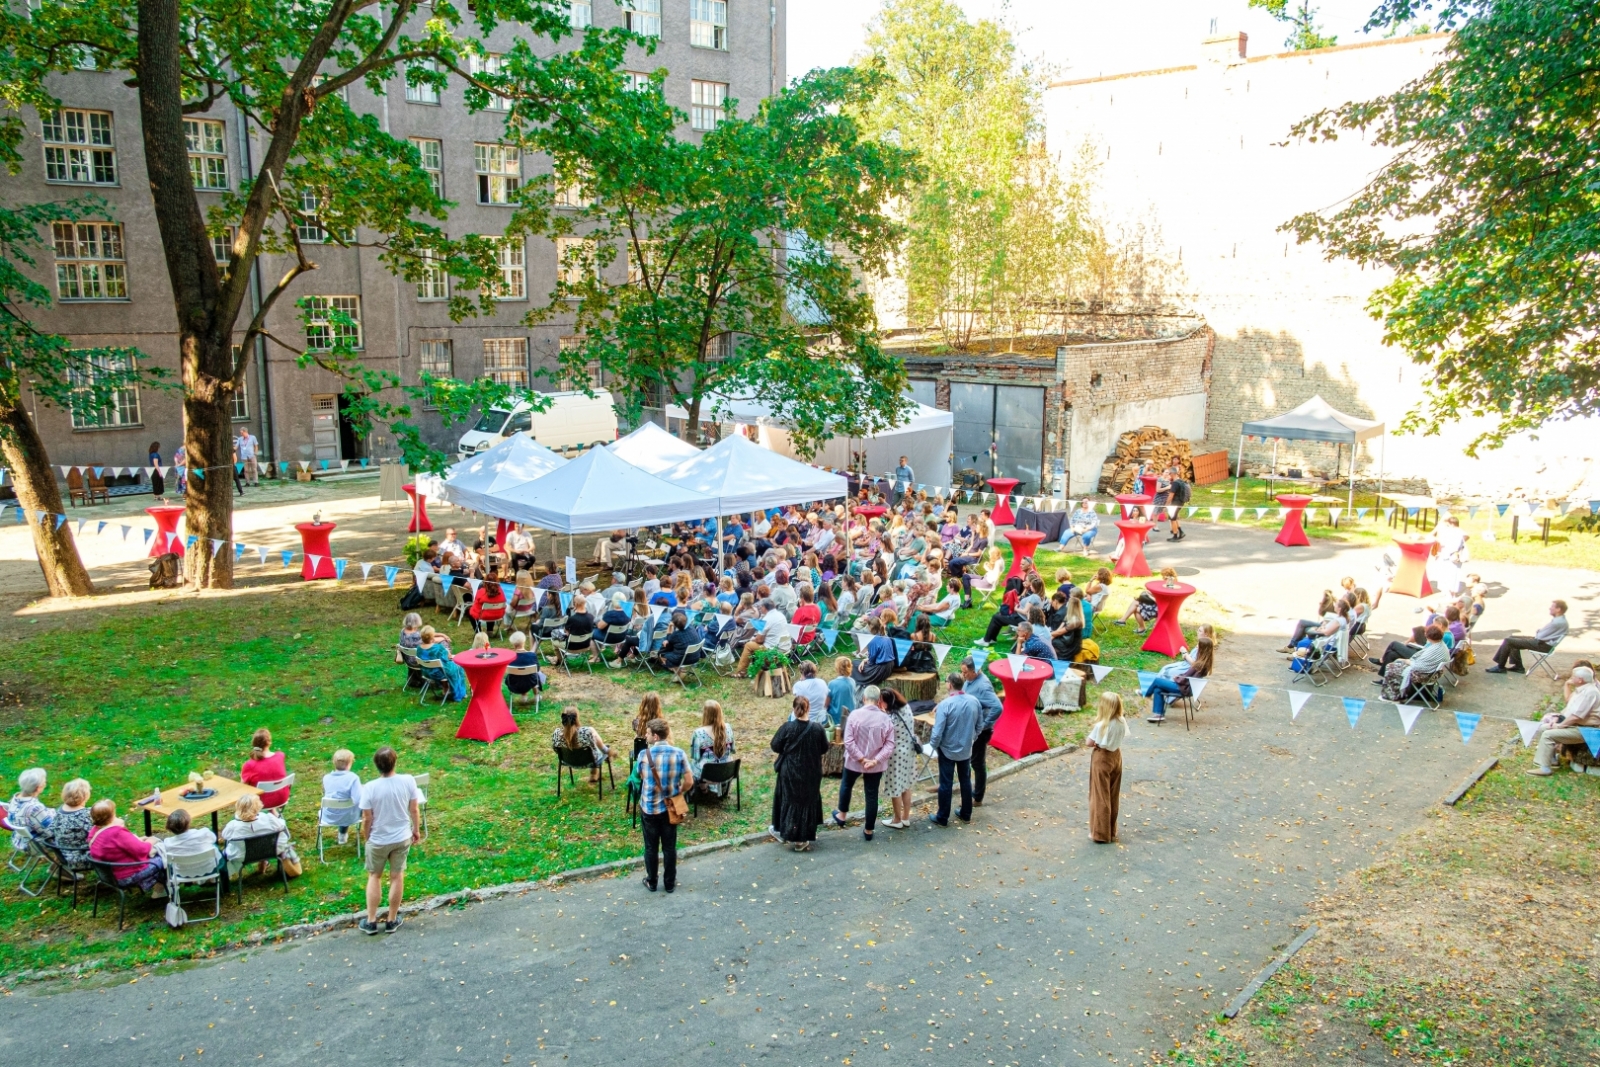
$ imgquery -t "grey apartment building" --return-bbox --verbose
[11,1,786,474]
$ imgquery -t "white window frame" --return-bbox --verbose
[624,70,656,93]
[567,0,592,28]
[624,0,661,37]
[690,0,727,49]
[418,339,454,410]
[405,59,442,105]
[304,295,363,351]
[475,143,521,205]
[410,137,443,198]
[417,249,448,301]
[555,236,595,289]
[228,347,250,421]
[493,237,526,300]
[690,80,728,131]
[212,226,237,269]
[481,337,530,388]
[296,189,326,244]
[42,108,117,185]
[184,118,228,190]
[468,53,512,111]
[68,352,141,430]
[554,166,590,208]
[52,221,127,300]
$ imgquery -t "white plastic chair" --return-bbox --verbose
[255,773,295,814]
[413,772,430,836]
[316,796,363,862]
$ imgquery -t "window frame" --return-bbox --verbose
[416,248,448,302]
[68,351,142,430]
[690,0,728,50]
[410,137,444,198]
[418,339,454,410]
[474,142,521,205]
[493,237,527,300]
[303,294,363,351]
[468,53,512,111]
[42,107,118,186]
[481,336,530,388]
[404,58,442,105]
[690,80,728,131]
[296,189,327,244]
[623,0,661,37]
[184,117,229,190]
[567,0,592,28]
[52,221,128,301]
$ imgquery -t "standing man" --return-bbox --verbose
[1162,465,1189,541]
[359,745,422,935]
[235,424,260,486]
[636,718,692,893]
[893,455,915,506]
[961,658,1004,806]
[1485,600,1569,674]
[925,673,980,825]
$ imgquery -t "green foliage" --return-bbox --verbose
[403,534,434,567]
[746,647,792,677]
[1248,0,1339,51]
[1284,0,1600,453]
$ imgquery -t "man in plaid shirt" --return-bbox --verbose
[635,718,693,893]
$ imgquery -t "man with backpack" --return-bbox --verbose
[1157,464,1190,541]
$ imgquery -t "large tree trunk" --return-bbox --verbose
[181,377,236,587]
[0,398,95,596]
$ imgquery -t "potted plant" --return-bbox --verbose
[748,647,793,698]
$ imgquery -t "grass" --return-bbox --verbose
[1164,741,1600,1066]
[0,541,1212,981]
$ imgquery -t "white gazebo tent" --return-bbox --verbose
[607,420,702,474]
[1234,394,1386,512]
[437,434,568,518]
[655,432,849,514]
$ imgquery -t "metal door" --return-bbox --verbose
[907,379,937,408]
[948,382,1045,494]
[311,394,340,463]
[950,382,994,485]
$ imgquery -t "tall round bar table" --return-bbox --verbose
[1141,579,1195,656]
[1003,528,1047,581]
[1113,519,1156,578]
[294,522,338,580]
[1114,493,1152,519]
[403,483,434,533]
[1389,537,1436,598]
[987,657,1051,759]
[988,478,1020,525]
[1274,494,1313,547]
[146,505,187,558]
[453,648,519,743]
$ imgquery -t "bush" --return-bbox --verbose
[746,647,791,677]
[404,534,434,567]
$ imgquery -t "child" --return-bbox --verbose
[471,631,491,651]
[321,749,364,846]
[1085,693,1126,843]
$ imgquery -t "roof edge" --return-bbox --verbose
[1048,31,1451,89]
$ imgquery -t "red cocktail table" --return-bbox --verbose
[1113,519,1156,577]
[1389,537,1435,598]
[1003,528,1047,581]
[854,505,888,522]
[146,505,187,557]
[294,521,338,580]
[987,657,1051,759]
[1274,494,1313,547]
[453,647,519,743]
[1114,493,1153,520]
[403,483,434,533]
[988,478,1020,525]
[1142,579,1195,656]
[1138,474,1160,498]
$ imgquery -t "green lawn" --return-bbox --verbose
[0,542,1212,980]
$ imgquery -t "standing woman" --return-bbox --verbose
[769,694,831,850]
[1085,693,1127,843]
[148,441,165,499]
[879,688,920,830]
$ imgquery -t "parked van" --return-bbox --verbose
[456,390,618,460]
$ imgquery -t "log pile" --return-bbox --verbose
[1097,426,1195,493]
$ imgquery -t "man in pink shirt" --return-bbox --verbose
[832,685,895,840]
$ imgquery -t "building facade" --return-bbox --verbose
[12,1,785,474]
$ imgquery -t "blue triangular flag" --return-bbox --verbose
[1407,507,1418,517]
[1343,697,1364,728]
[319,459,329,470]
[96,520,107,535]
[1496,503,1509,517]
[121,524,131,539]
[967,647,990,669]
[142,528,154,544]
[191,467,204,480]
[1355,507,1369,519]
[1579,727,1600,758]
[235,463,244,474]
[54,513,66,530]
[500,583,516,601]
[334,558,348,579]
[185,534,198,550]
[559,591,572,612]
[384,565,399,587]
[1051,660,1071,681]
[1589,500,1600,516]
[1468,506,1479,519]
[235,543,246,560]
[440,575,455,596]
[1454,711,1482,745]
[1136,670,1159,692]
[1239,684,1259,710]
[361,458,370,468]
[12,507,26,524]
[621,600,635,618]
[93,467,103,477]
[893,638,912,661]
[820,628,838,651]
[280,550,293,567]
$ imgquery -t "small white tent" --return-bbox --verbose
[437,434,567,516]
[655,432,849,514]
[465,444,717,534]
[607,420,702,474]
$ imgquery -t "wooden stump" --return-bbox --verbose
[886,671,938,703]
[822,740,846,778]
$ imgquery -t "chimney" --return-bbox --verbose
[1202,31,1248,65]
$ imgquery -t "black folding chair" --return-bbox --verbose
[234,833,291,903]
[88,859,153,930]
[555,745,615,800]
[692,759,742,816]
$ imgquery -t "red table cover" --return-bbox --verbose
[146,505,187,558]
[453,648,520,743]
[1114,493,1152,519]
[403,483,434,533]
[1389,537,1436,598]
[1003,528,1047,581]
[294,522,338,580]
[1113,519,1156,578]
[1141,580,1195,656]
[1274,494,1313,547]
[988,478,1020,525]
[987,657,1051,759]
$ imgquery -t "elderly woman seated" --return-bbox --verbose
[8,767,53,858]
[221,793,293,879]
[87,799,165,895]
[48,777,95,871]
[505,632,546,698]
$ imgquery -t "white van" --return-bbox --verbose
[456,390,618,460]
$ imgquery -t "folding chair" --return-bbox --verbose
[254,773,295,815]
[1168,683,1203,732]
[504,665,544,712]
[21,836,85,903]
[670,641,707,688]
[165,849,224,923]
[1527,636,1565,681]
[395,644,427,693]
[555,633,595,674]
[1406,668,1447,710]
[594,632,634,670]
[413,654,453,705]
[88,859,153,930]
[413,772,431,836]
[1289,641,1338,688]
[1348,617,1370,657]
[692,759,742,815]
[316,797,363,862]
[234,833,291,903]
[11,826,49,896]
[554,746,615,800]
[0,803,27,872]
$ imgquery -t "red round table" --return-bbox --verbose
[1274,494,1313,547]
[854,505,888,522]
[1114,492,1152,519]
[453,648,520,744]
[146,505,186,558]
[1113,519,1156,577]
[294,522,338,580]
[1389,537,1436,598]
[1003,528,1047,581]
[1142,579,1195,656]
[987,657,1051,759]
[1138,474,1160,498]
[988,478,1020,525]
[403,483,434,533]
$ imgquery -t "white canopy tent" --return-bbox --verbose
[655,432,849,515]
[1234,394,1387,511]
[435,434,568,517]
[607,420,702,474]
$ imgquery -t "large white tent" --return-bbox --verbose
[607,420,701,474]
[655,432,849,514]
[461,444,717,534]
[435,434,567,516]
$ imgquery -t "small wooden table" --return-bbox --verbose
[1379,493,1438,533]
[138,775,261,836]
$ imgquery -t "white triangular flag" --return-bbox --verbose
[1089,664,1113,683]
[1188,677,1208,701]
[59,465,71,477]
[307,553,321,571]
[209,538,224,557]
[361,562,373,579]
[257,547,268,564]
[1006,653,1026,676]
[1288,690,1311,720]
[1514,718,1539,747]
[1209,507,1222,521]
[855,632,872,652]
[467,578,482,595]
[932,643,952,667]
[1328,508,1342,524]
[1397,705,1423,736]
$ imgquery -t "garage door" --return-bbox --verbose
[948,382,1045,495]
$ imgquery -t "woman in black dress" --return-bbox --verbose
[770,694,831,851]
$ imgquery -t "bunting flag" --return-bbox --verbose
[558,591,572,613]
[54,514,66,530]
[1396,705,1423,736]
[1136,670,1160,693]
[258,547,269,565]
[1253,507,1269,520]
[182,534,196,550]
[499,582,514,601]
[855,632,872,652]
[319,460,329,470]
[1495,503,1509,517]
[76,520,86,536]
[1355,507,1369,519]
[1454,711,1482,744]
[1006,653,1026,677]
[967,647,990,669]
[1341,696,1364,727]
[440,575,455,597]
[1381,508,1394,520]
[117,523,129,540]
[384,566,399,587]
[191,468,204,480]
[1513,718,1540,747]
[1051,660,1073,681]
[820,629,839,652]
[1087,663,1113,684]
[142,528,154,544]
[209,538,224,557]
[1579,727,1600,759]
[1188,678,1208,701]
[299,460,310,471]
[340,460,350,471]
[307,554,322,572]
[280,550,294,567]
[96,521,106,535]
[334,558,348,579]
[235,543,246,561]
[932,642,951,667]
[1239,684,1259,710]
[893,638,912,662]
[235,463,244,474]
[1328,508,1343,524]
[1468,506,1480,519]
[467,578,482,596]
[1289,690,1312,720]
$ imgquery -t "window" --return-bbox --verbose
[690,80,727,131]
[558,339,603,391]
[492,237,526,300]
[418,339,453,409]
[568,0,591,28]
[212,226,237,272]
[405,59,441,104]
[296,189,326,243]
[410,137,443,197]
[304,295,362,350]
[417,250,448,301]
[690,0,727,49]
[184,118,228,190]
[623,0,660,37]
[69,352,142,429]
[627,238,658,286]
[624,70,656,93]
[42,108,117,185]
[228,349,250,420]
[554,168,590,208]
[482,337,529,388]
[52,221,127,300]
[555,237,594,288]
[475,143,520,204]
[468,53,511,111]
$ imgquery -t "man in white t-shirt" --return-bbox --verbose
[359,745,421,935]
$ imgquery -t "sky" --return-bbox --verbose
[788,0,1400,82]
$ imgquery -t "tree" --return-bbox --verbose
[1248,0,1339,51]
[1284,0,1600,453]
[1,0,637,587]
[530,65,920,453]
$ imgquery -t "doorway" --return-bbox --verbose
[949,382,1045,494]
[337,393,368,463]
[310,394,340,464]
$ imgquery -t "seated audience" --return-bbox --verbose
[469,575,508,633]
[1117,588,1159,634]
[1013,620,1053,660]
[157,808,220,867]
[1062,499,1100,553]
[690,700,737,797]
[241,728,292,810]
[1050,593,1086,662]
[321,749,364,846]
[416,625,468,701]
[1528,666,1600,775]
[88,799,165,894]
[9,767,52,849]
[221,793,292,878]
[398,612,424,651]
[552,708,611,783]
[853,618,899,685]
[1144,636,1214,722]
[657,611,705,668]
[1486,600,1569,674]
[48,777,94,870]
[1377,625,1451,700]
[505,631,546,697]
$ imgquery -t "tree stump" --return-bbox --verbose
[886,671,938,703]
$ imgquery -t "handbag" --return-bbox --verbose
[644,749,688,825]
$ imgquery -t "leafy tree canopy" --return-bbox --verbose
[1248,0,1339,52]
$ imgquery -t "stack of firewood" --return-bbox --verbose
[1096,426,1195,493]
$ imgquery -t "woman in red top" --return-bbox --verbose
[469,572,509,634]
[791,584,822,646]
[87,799,165,892]
[241,727,291,810]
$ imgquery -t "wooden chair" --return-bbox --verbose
[85,466,111,503]
[692,759,742,816]
[65,466,88,506]
[554,745,614,799]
